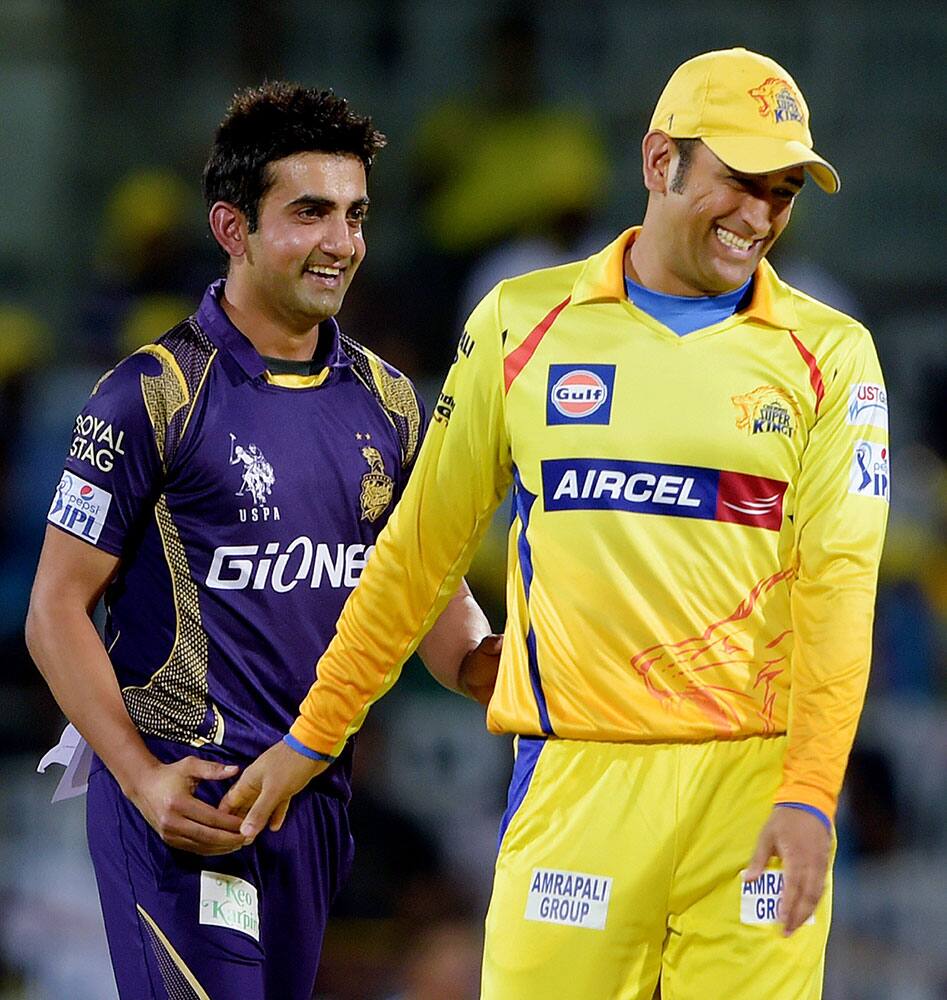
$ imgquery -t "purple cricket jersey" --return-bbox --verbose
[48,279,425,800]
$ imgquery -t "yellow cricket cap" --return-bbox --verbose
[650,47,840,193]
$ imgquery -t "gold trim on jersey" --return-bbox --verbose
[90,366,116,397]
[366,352,422,467]
[122,338,224,747]
[179,345,218,443]
[136,905,211,1000]
[138,344,190,467]
[121,494,224,746]
[263,368,331,388]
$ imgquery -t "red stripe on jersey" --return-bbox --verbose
[504,296,571,393]
[789,332,825,415]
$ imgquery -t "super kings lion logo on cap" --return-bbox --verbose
[748,78,805,125]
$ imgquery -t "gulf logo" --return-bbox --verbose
[547,364,616,425]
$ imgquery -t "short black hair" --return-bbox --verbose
[669,137,700,194]
[202,82,386,231]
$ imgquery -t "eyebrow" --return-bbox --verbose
[729,170,805,193]
[286,195,371,211]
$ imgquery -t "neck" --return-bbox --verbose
[626,223,701,297]
[220,282,319,362]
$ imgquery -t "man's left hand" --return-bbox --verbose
[743,807,832,936]
[219,740,327,843]
[458,633,503,705]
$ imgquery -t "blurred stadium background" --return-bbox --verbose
[0,1,944,997]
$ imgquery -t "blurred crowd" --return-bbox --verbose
[0,2,944,998]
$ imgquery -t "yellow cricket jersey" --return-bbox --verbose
[292,228,889,819]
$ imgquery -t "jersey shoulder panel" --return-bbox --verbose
[340,333,424,470]
[774,275,870,343]
[495,257,584,311]
[136,318,217,470]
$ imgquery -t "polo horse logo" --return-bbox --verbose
[229,433,275,507]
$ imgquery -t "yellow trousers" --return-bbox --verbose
[482,736,832,999]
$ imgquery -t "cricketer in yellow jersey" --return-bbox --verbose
[224,48,889,999]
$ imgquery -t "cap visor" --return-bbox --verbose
[701,135,840,193]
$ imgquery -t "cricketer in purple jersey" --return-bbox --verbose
[50,279,422,800]
[28,83,499,1000]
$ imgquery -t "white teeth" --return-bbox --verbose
[308,266,342,277]
[715,227,754,251]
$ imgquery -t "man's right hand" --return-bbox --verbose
[125,757,247,855]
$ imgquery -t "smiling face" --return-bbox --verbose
[239,150,368,330]
[635,136,804,296]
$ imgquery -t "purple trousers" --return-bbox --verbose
[86,761,353,1000]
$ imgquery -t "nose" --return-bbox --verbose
[320,213,356,259]
[740,191,776,238]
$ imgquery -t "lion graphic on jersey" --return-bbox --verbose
[631,568,794,735]
[732,386,800,438]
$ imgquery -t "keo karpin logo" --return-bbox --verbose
[547,365,616,425]
[47,472,112,543]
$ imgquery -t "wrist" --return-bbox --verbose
[113,750,162,801]
[282,733,336,763]
[775,801,833,833]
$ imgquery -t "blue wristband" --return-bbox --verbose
[282,733,336,763]
[775,801,832,833]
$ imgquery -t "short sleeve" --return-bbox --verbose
[46,352,165,555]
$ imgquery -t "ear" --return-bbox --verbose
[641,130,674,196]
[208,201,249,260]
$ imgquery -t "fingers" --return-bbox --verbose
[269,799,290,833]
[750,808,831,936]
[149,789,246,854]
[179,759,240,783]
[164,819,248,855]
[742,827,774,884]
[459,634,503,704]
[240,789,284,843]
[180,795,245,833]
[781,860,825,936]
[481,634,504,655]
[219,772,259,817]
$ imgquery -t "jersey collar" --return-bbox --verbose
[571,227,799,330]
[195,279,353,382]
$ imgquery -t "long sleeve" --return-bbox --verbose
[776,322,890,818]
[290,285,513,756]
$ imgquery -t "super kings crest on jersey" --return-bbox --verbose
[748,77,804,124]
[229,433,280,522]
[359,443,394,522]
[731,386,800,438]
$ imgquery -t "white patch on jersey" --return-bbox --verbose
[199,872,259,941]
[229,433,275,507]
[524,867,612,930]
[847,383,888,430]
[848,440,890,502]
[47,472,111,544]
[741,867,815,925]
